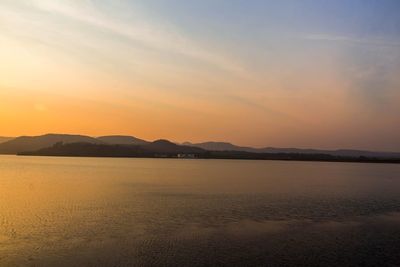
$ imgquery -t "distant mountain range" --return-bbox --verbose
[182,142,255,152]
[0,137,13,144]
[20,139,204,158]
[183,142,400,159]
[97,135,148,145]
[18,141,400,164]
[0,134,102,154]
[0,134,400,160]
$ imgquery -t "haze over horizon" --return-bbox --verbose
[1,0,400,151]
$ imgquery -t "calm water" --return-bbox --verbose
[0,156,400,267]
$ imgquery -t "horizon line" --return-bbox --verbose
[1,132,399,154]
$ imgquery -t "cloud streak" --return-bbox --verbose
[304,33,400,47]
[20,0,244,75]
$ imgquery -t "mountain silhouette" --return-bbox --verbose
[0,137,13,144]
[97,135,148,145]
[184,141,400,159]
[19,141,400,163]
[1,133,399,160]
[145,140,204,153]
[20,140,205,157]
[0,134,102,154]
[182,141,257,152]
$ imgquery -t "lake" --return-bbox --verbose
[0,155,399,266]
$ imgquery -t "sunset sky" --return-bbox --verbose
[1,0,399,150]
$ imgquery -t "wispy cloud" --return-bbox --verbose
[303,33,400,47]
[7,0,244,75]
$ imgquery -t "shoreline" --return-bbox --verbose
[10,153,400,164]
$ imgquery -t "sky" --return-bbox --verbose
[1,0,400,150]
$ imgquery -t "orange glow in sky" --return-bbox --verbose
[1,1,399,150]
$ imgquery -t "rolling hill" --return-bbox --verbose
[2,133,399,159]
[20,139,205,157]
[0,134,102,154]
[19,141,400,163]
[97,135,148,145]
[0,137,14,144]
[182,141,257,152]
[184,141,400,159]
